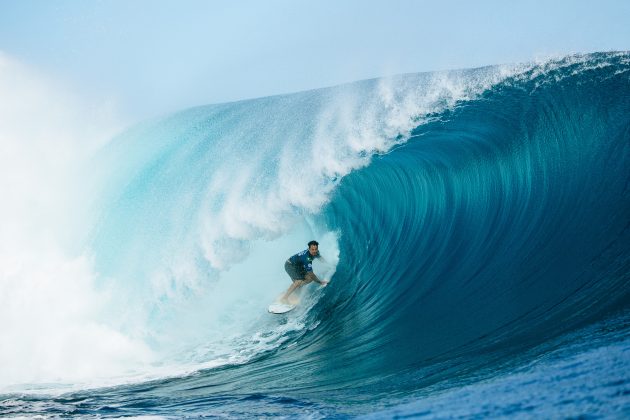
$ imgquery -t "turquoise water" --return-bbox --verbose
[1,52,629,418]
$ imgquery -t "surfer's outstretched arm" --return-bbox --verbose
[306,272,329,286]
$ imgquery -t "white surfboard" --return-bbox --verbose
[268,302,296,314]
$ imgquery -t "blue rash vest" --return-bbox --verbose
[288,249,320,273]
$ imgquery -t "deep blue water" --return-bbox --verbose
[1,52,629,418]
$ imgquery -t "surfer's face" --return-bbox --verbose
[308,245,318,256]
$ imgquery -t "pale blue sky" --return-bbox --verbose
[1,0,629,120]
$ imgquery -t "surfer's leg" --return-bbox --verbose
[282,279,304,303]
[283,261,306,302]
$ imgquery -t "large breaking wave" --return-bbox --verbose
[1,52,629,417]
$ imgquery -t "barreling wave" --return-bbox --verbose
[318,51,630,391]
[1,52,629,417]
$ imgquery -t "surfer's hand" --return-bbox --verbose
[320,280,329,287]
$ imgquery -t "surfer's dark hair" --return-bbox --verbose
[308,240,319,248]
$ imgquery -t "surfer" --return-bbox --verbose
[281,240,328,303]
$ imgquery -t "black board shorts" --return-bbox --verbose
[285,260,306,281]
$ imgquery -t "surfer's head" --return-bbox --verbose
[307,240,319,256]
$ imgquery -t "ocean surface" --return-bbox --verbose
[1,52,629,418]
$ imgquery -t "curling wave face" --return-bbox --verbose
[320,52,630,393]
